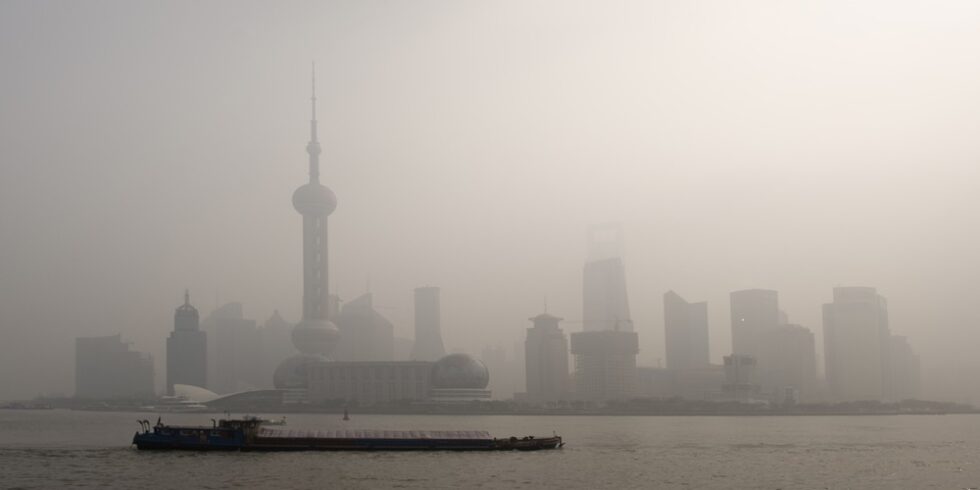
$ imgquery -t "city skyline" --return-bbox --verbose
[2,2,977,404]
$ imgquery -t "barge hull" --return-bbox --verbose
[131,419,562,451]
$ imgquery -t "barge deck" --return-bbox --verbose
[132,418,563,451]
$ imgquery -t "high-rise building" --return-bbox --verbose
[663,291,709,370]
[570,330,639,401]
[524,313,569,402]
[583,224,632,332]
[480,345,511,399]
[573,224,637,401]
[203,302,262,393]
[730,290,818,401]
[756,324,818,402]
[889,335,921,401]
[274,67,341,390]
[730,289,779,357]
[166,290,206,394]
[411,286,445,361]
[75,334,154,399]
[334,293,395,362]
[823,287,891,401]
[393,336,414,360]
[257,310,295,387]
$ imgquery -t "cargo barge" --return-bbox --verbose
[132,418,563,451]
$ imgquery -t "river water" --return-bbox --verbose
[2,409,979,489]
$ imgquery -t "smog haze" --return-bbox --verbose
[1,0,978,402]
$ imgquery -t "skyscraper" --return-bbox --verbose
[524,313,569,402]
[166,290,206,394]
[583,224,632,332]
[756,324,818,402]
[274,67,341,389]
[730,289,779,357]
[411,286,445,361]
[889,335,921,401]
[570,330,639,401]
[334,292,395,362]
[76,334,154,399]
[257,310,295,388]
[823,287,891,401]
[663,291,709,370]
[203,302,261,393]
[573,224,638,401]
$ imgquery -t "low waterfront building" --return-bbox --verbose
[306,361,433,404]
[304,354,491,405]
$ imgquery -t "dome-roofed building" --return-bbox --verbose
[431,353,490,389]
[429,353,492,402]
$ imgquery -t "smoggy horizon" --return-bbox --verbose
[1,1,978,402]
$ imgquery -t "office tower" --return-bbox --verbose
[75,334,154,399]
[257,310,295,387]
[570,330,639,401]
[524,313,569,402]
[730,289,779,357]
[756,324,818,402]
[583,224,632,332]
[663,291,709,370]
[166,290,206,394]
[823,287,891,401]
[203,302,261,393]
[480,345,510,399]
[392,336,414,360]
[274,67,341,389]
[889,335,921,401]
[334,293,395,362]
[411,286,445,361]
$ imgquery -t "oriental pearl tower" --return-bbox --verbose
[274,66,341,389]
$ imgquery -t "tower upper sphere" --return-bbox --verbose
[292,183,336,216]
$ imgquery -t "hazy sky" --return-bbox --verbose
[1,0,979,401]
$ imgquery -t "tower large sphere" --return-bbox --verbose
[292,183,337,216]
[291,319,340,357]
[430,353,490,389]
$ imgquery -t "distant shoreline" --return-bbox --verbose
[34,406,977,417]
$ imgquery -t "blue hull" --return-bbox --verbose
[132,419,562,451]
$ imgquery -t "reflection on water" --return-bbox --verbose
[1,410,979,489]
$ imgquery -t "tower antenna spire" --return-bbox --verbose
[311,61,317,125]
[306,61,321,183]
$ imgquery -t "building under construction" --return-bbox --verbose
[570,330,639,401]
